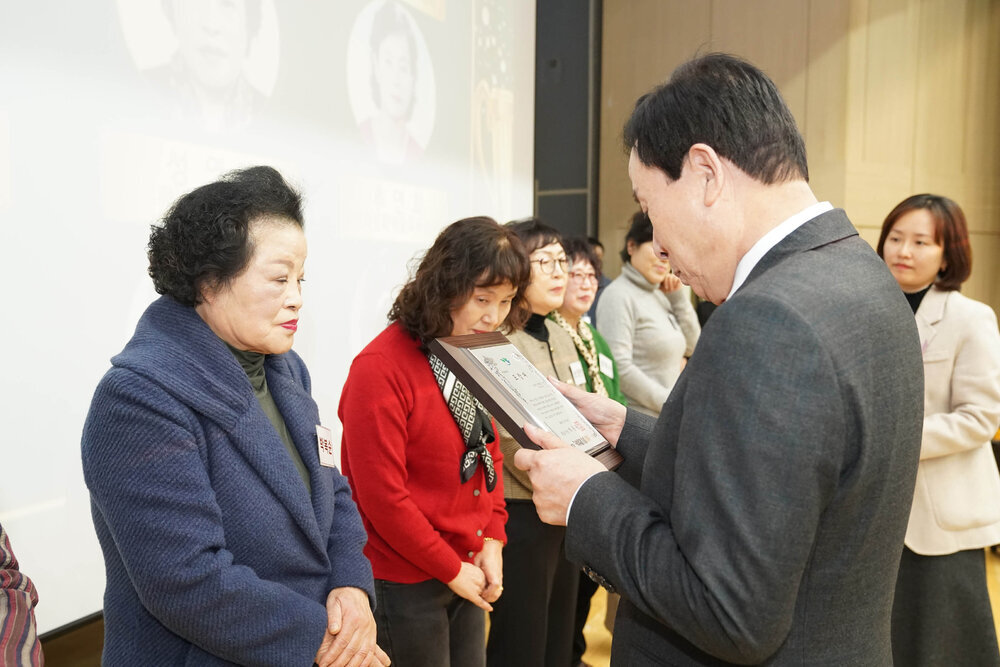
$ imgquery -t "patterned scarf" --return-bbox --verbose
[427,353,497,491]
[550,312,609,397]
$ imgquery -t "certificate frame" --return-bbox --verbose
[429,332,623,470]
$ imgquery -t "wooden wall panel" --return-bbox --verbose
[598,0,711,277]
[600,0,1000,315]
[961,0,1000,234]
[912,0,969,199]
[708,0,810,123]
[804,0,851,205]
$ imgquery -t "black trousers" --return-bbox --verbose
[374,578,486,667]
[572,569,600,663]
[486,499,579,667]
[892,546,1000,666]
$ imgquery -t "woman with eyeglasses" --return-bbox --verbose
[549,237,628,665]
[551,238,628,406]
[596,211,700,416]
[339,217,530,667]
[486,218,585,667]
[876,194,1000,666]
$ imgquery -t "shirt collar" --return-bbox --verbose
[726,201,833,300]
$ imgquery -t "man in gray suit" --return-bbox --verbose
[514,54,924,665]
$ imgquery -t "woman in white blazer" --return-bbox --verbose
[877,194,1000,666]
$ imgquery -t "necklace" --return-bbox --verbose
[550,312,608,397]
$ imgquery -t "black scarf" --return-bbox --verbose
[427,353,497,491]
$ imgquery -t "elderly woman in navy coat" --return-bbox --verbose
[81,166,387,666]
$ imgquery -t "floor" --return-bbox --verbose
[38,549,1000,665]
[578,547,1000,667]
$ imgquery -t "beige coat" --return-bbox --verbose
[905,287,1000,555]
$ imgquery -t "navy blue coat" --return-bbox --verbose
[82,296,373,666]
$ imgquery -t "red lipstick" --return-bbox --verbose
[281,319,298,331]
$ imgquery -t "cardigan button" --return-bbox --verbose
[473,489,481,496]
[468,551,475,558]
[476,529,483,536]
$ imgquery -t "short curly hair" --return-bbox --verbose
[147,166,303,306]
[389,217,531,345]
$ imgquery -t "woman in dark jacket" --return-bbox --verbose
[81,166,386,667]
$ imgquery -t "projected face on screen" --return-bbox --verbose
[166,0,253,92]
[347,0,436,165]
[117,0,279,132]
[373,27,415,122]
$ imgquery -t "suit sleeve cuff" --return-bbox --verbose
[565,470,606,524]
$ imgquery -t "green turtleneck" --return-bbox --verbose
[226,344,311,495]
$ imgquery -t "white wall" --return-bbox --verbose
[0,0,536,633]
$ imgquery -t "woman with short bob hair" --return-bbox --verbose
[340,217,529,666]
[82,166,385,666]
[877,194,972,291]
[877,193,1000,666]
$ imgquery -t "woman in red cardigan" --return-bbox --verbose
[339,217,530,666]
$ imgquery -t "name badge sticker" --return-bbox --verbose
[316,424,337,468]
[569,360,587,386]
[599,353,614,378]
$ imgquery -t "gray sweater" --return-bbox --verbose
[595,262,700,415]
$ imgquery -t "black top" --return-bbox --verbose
[524,312,550,342]
[903,285,932,314]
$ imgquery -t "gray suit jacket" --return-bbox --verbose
[566,210,924,665]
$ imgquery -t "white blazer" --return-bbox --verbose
[905,287,1000,555]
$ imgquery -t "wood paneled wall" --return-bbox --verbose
[599,0,1000,315]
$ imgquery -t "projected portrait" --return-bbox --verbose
[117,0,280,132]
[347,0,437,165]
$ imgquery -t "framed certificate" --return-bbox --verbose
[429,332,623,470]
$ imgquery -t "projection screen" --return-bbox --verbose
[0,0,536,633]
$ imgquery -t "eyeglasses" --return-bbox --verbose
[568,271,598,285]
[530,257,568,275]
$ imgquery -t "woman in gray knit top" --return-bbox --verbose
[596,211,700,416]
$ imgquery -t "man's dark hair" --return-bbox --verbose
[147,166,303,306]
[624,53,808,184]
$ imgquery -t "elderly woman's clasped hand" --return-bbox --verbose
[314,587,390,667]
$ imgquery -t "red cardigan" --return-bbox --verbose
[339,322,507,584]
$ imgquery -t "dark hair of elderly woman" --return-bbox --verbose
[876,193,1000,665]
[148,165,304,305]
[82,166,387,667]
[388,215,530,344]
[340,217,529,666]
